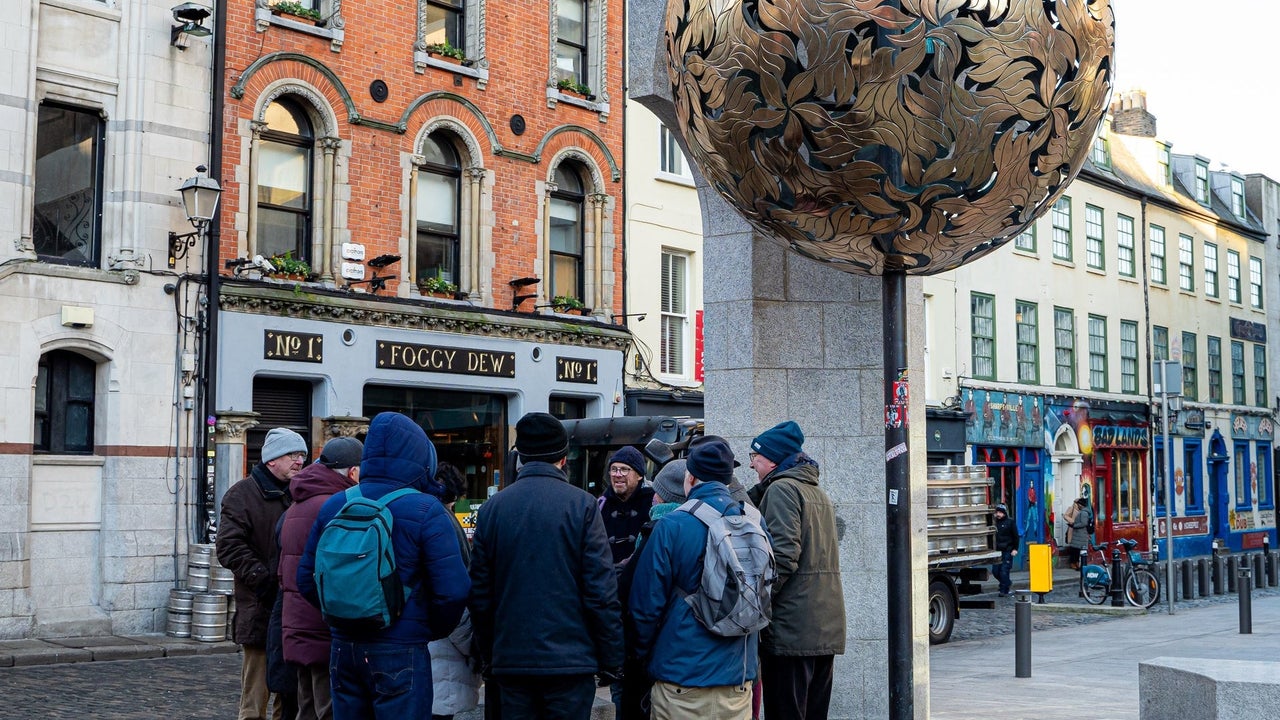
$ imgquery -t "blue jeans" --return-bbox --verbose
[993,550,1014,594]
[494,673,596,719]
[330,639,432,720]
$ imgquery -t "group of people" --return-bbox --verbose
[215,411,847,720]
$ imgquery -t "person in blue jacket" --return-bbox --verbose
[297,412,470,719]
[628,436,757,719]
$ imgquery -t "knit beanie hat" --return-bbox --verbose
[515,411,569,462]
[685,435,736,485]
[261,427,307,463]
[751,421,805,463]
[607,446,647,478]
[652,459,689,504]
[318,436,363,469]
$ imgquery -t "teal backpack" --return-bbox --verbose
[314,486,419,632]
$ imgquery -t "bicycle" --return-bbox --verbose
[1079,538,1162,608]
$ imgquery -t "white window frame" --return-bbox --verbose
[658,125,693,183]
[660,250,691,378]
[546,0,610,116]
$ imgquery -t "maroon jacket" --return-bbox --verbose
[278,462,355,665]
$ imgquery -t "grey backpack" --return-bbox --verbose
[678,499,776,636]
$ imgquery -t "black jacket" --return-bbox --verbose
[469,461,624,675]
[600,485,656,565]
[994,513,1019,552]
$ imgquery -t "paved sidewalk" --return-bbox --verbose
[0,634,237,667]
[930,591,1280,719]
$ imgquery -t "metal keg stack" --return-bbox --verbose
[166,543,234,642]
[926,465,996,566]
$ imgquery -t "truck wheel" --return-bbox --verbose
[928,579,956,645]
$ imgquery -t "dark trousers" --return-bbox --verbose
[494,674,596,720]
[993,549,1014,594]
[760,653,834,720]
[330,640,432,719]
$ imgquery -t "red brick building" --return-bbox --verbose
[203,0,629,509]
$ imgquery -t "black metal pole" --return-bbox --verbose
[1238,567,1252,634]
[1015,592,1031,678]
[883,269,912,718]
[1110,548,1124,607]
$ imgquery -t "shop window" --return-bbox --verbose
[33,102,104,267]
[1257,443,1273,510]
[975,446,1018,513]
[970,293,995,380]
[1207,336,1222,403]
[1103,449,1143,524]
[662,251,690,376]
[364,385,507,501]
[256,98,315,263]
[1234,441,1252,509]
[549,396,588,420]
[416,133,462,287]
[1184,439,1203,513]
[34,350,97,454]
[248,377,313,466]
[549,164,585,302]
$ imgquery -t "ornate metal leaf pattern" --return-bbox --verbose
[666,0,1114,275]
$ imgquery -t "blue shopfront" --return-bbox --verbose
[962,389,1044,569]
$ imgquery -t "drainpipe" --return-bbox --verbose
[197,0,228,543]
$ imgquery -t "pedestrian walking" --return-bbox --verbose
[629,437,759,720]
[217,426,306,720]
[277,435,363,720]
[297,412,471,719]
[1064,497,1093,569]
[992,503,1018,597]
[747,421,845,720]
[469,411,624,719]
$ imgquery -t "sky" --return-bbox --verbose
[1111,0,1280,179]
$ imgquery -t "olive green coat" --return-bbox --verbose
[751,461,846,656]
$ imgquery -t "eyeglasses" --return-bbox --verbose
[609,467,634,476]
[286,452,307,462]
[748,452,759,460]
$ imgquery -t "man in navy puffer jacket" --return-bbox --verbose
[298,412,470,719]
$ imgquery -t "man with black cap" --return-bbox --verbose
[992,503,1019,597]
[277,435,362,720]
[747,421,845,720]
[599,446,656,566]
[469,411,624,719]
[218,427,308,720]
[629,436,758,719]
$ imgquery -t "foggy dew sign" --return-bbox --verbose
[377,341,515,378]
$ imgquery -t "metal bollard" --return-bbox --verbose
[1015,591,1031,678]
[1227,556,1239,593]
[1197,558,1210,597]
[1181,559,1194,601]
[1212,556,1225,595]
[1238,567,1253,634]
[1110,549,1125,607]
[1253,554,1264,588]
[1268,554,1279,588]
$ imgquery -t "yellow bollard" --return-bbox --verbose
[1029,543,1054,595]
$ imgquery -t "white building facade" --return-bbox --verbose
[0,0,215,637]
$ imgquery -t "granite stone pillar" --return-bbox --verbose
[628,5,930,717]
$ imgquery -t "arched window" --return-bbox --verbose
[34,350,96,454]
[416,134,462,285]
[257,98,314,262]
[550,164,584,301]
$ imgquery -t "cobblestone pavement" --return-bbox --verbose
[950,569,1280,643]
[0,653,241,719]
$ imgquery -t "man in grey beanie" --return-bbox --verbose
[218,427,308,720]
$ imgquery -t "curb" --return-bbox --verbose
[0,634,239,668]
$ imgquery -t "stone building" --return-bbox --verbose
[0,0,216,637]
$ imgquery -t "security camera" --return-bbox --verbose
[252,254,276,273]
[172,2,211,23]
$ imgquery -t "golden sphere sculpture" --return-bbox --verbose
[666,0,1115,276]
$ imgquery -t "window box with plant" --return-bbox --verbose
[424,41,472,67]
[417,275,460,298]
[266,252,313,281]
[556,78,595,101]
[550,294,590,315]
[269,0,324,23]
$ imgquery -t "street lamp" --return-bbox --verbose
[663,2,1113,715]
[169,165,222,268]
